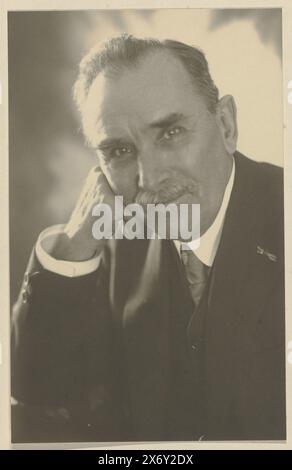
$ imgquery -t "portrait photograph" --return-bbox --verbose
[7,7,286,445]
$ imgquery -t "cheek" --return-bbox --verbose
[100,159,138,200]
[171,140,205,180]
[184,126,221,173]
[167,140,217,197]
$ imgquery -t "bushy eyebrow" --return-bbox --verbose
[97,137,128,150]
[149,112,185,129]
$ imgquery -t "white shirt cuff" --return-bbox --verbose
[35,224,101,278]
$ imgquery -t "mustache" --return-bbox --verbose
[135,177,199,205]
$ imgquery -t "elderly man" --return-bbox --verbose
[11,35,285,442]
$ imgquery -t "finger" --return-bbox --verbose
[72,166,101,212]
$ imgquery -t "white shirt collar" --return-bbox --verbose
[174,157,235,267]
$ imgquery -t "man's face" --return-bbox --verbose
[83,51,233,233]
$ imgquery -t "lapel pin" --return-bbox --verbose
[256,245,277,262]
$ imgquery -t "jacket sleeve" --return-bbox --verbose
[11,246,126,443]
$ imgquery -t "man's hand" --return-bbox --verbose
[51,166,116,262]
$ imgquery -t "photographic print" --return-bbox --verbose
[7,7,286,444]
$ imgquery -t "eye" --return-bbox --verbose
[112,145,135,158]
[161,126,185,141]
[103,144,136,160]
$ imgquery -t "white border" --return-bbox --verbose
[0,0,291,450]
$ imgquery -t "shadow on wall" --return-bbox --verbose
[209,9,282,58]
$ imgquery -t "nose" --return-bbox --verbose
[137,147,167,191]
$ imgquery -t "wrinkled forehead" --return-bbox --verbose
[82,50,206,144]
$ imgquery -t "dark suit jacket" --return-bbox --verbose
[11,151,286,443]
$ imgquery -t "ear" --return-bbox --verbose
[215,95,238,154]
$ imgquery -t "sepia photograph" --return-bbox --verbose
[8,7,286,444]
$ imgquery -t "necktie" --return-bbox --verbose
[180,245,210,309]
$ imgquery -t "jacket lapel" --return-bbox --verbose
[119,236,194,439]
[121,238,173,439]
